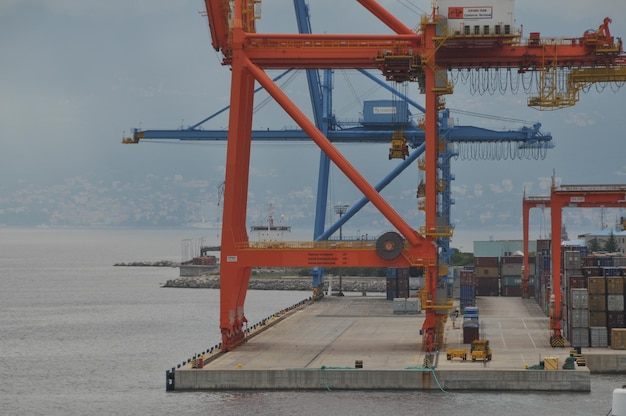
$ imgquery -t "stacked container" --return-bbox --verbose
[462,307,480,344]
[568,288,590,348]
[386,267,410,300]
[459,268,476,312]
[606,267,625,345]
[474,256,500,296]
[535,239,551,314]
[501,255,522,297]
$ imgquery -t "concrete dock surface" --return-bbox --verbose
[170,294,626,391]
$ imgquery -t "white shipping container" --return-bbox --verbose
[569,308,589,328]
[590,326,608,348]
[393,298,406,314]
[406,298,421,314]
[570,288,589,309]
[570,327,590,348]
[438,0,515,35]
[409,277,424,290]
[607,294,625,312]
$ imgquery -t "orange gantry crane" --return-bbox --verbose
[203,0,626,351]
[523,180,626,346]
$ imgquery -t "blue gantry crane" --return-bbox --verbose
[124,0,553,294]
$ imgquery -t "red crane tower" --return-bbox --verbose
[523,178,626,346]
[204,0,626,352]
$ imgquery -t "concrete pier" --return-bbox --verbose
[169,295,626,391]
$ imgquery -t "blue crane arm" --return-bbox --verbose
[130,123,552,145]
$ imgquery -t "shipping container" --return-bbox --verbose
[501,275,521,287]
[608,294,625,312]
[537,239,551,251]
[570,289,589,309]
[606,276,624,295]
[502,256,523,264]
[397,267,410,278]
[397,288,409,299]
[583,266,603,277]
[588,294,607,311]
[393,298,406,314]
[501,263,523,276]
[590,311,607,327]
[475,277,499,296]
[397,276,409,293]
[462,321,480,344]
[474,257,499,268]
[588,277,606,295]
[406,298,421,314]
[475,266,500,278]
[460,270,476,286]
[590,326,609,347]
[570,327,590,348]
[564,251,582,271]
[464,306,479,319]
[608,311,625,328]
[614,257,626,267]
[612,328,626,350]
[570,308,589,328]
[604,267,622,277]
[567,275,587,289]
[362,100,409,126]
[460,284,475,302]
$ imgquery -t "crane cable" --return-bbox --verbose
[253,70,300,113]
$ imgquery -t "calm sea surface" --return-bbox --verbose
[0,228,623,416]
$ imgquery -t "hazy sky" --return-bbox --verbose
[2,0,626,246]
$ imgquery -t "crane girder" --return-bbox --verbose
[204,0,231,54]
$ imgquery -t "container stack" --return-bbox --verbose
[562,250,585,344]
[462,306,479,344]
[386,267,410,300]
[534,239,551,314]
[501,255,522,297]
[474,257,499,296]
[568,288,590,348]
[459,268,476,312]
[606,267,625,345]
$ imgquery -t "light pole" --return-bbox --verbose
[334,204,349,296]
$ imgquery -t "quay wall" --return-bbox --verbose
[173,367,591,391]
[585,354,626,373]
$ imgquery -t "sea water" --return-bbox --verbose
[0,228,622,416]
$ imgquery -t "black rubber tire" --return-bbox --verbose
[375,231,404,260]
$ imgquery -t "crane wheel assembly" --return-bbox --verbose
[375,231,404,260]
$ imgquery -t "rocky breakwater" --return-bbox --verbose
[114,260,179,267]
[162,276,386,292]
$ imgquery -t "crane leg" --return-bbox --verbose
[218,45,255,352]
[550,324,565,347]
[421,310,438,352]
[220,263,252,351]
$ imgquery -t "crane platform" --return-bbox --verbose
[167,295,626,392]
